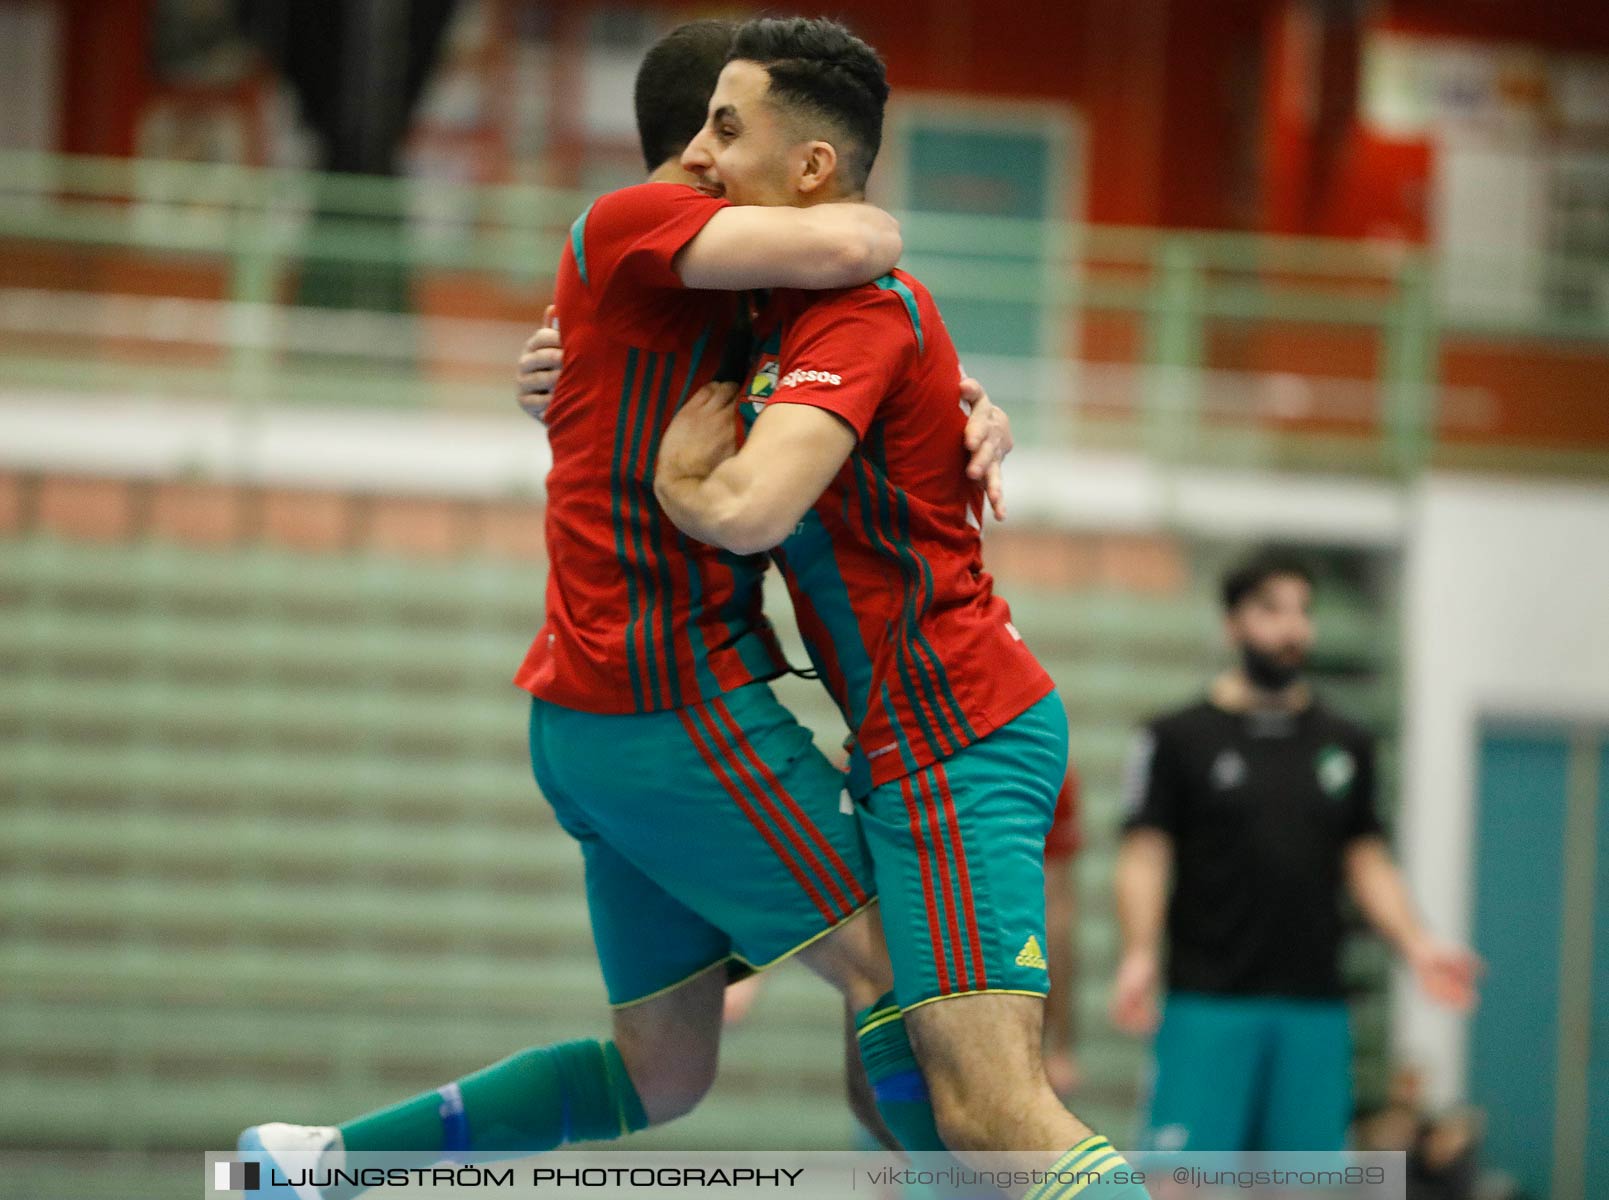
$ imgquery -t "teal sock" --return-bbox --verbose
[1022,1136,1148,1200]
[854,992,947,1152]
[339,1039,649,1156]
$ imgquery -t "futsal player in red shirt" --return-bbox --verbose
[239,19,1013,1189]
[656,19,1147,1199]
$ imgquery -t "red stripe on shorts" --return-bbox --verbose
[710,697,868,908]
[677,707,836,926]
[899,773,955,995]
[914,768,971,993]
[934,763,987,990]
[694,701,851,919]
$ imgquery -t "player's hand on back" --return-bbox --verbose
[657,381,741,484]
[516,305,563,423]
[960,376,1013,521]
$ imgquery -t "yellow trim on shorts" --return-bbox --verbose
[608,956,733,1011]
[609,897,880,1010]
[728,895,881,974]
[899,986,1049,1014]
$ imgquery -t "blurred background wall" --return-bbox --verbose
[0,1,1605,1198]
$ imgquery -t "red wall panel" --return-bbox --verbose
[58,0,154,158]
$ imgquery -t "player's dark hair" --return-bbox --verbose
[1221,552,1316,612]
[728,16,889,192]
[635,19,738,171]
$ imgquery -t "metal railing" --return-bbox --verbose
[2,149,1606,479]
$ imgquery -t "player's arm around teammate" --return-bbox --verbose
[673,200,901,290]
[656,381,853,554]
[518,321,1015,518]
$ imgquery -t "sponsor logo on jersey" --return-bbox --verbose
[1316,744,1356,798]
[1015,935,1047,970]
[748,359,778,407]
[779,367,842,389]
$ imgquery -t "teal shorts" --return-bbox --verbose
[1142,992,1352,1152]
[858,690,1068,1011]
[528,681,875,1007]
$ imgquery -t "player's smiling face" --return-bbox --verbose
[681,60,814,208]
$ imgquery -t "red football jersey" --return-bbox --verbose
[516,182,786,713]
[744,270,1055,789]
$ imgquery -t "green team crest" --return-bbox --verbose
[1316,744,1356,799]
[749,359,778,402]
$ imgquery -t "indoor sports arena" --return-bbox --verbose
[0,3,1605,1199]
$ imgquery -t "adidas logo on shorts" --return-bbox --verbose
[1015,935,1047,970]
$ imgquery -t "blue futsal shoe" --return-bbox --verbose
[236,1123,344,1199]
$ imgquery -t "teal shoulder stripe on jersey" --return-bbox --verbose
[570,202,595,286]
[624,352,664,707]
[610,347,646,711]
[875,273,924,353]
